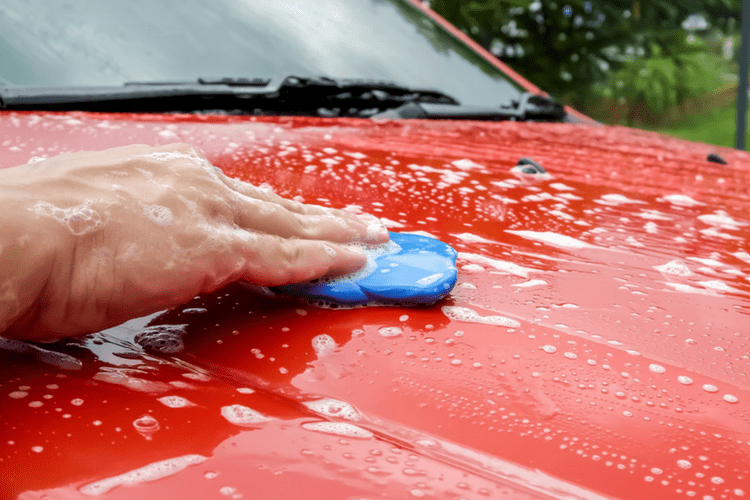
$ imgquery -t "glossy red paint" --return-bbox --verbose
[2,111,750,500]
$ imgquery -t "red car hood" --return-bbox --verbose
[2,112,750,500]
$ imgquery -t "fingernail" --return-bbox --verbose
[347,245,366,256]
[357,213,379,225]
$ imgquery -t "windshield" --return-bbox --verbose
[0,0,524,108]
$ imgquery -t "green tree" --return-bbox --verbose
[431,0,739,124]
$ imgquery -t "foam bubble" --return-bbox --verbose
[441,306,520,328]
[698,211,747,229]
[457,253,536,278]
[378,327,402,337]
[221,404,272,426]
[303,398,361,421]
[461,264,485,272]
[451,159,486,171]
[654,260,692,277]
[505,230,596,250]
[723,394,739,403]
[596,194,646,206]
[32,200,104,236]
[451,233,497,244]
[301,421,373,439]
[659,194,704,207]
[134,324,188,354]
[142,205,173,227]
[311,334,337,356]
[157,396,195,408]
[79,455,206,495]
[93,369,170,393]
[511,279,547,288]
[316,240,401,286]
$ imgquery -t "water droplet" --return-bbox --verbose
[676,459,692,469]
[133,414,160,440]
[540,345,557,354]
[649,364,666,374]
[563,352,578,360]
[723,394,739,403]
[702,384,718,393]
[677,376,694,385]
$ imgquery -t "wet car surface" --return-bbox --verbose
[1,111,750,499]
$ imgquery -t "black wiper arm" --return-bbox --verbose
[373,92,567,122]
[0,76,459,115]
[503,92,567,121]
[276,75,459,106]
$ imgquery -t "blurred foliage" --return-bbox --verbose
[431,0,740,124]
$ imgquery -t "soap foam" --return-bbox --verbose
[157,396,195,408]
[653,260,692,277]
[442,306,520,328]
[79,455,206,495]
[303,398,361,421]
[33,200,104,236]
[457,253,536,278]
[221,404,272,426]
[659,194,704,207]
[142,205,173,227]
[505,230,596,250]
[134,324,188,354]
[301,421,373,439]
[312,240,401,285]
[311,334,337,357]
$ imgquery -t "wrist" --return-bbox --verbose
[0,186,64,339]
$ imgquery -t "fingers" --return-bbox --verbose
[224,191,387,245]
[237,234,368,286]
[211,167,389,245]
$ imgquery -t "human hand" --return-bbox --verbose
[0,143,388,341]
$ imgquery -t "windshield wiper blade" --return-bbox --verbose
[0,76,459,116]
[373,92,567,122]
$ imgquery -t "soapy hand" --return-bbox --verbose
[0,143,389,341]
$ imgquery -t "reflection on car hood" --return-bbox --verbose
[2,111,750,500]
